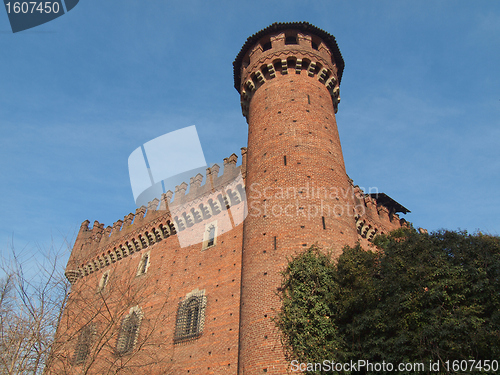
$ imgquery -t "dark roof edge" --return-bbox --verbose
[233,22,345,93]
[368,193,411,214]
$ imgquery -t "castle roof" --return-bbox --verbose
[369,193,411,214]
[233,21,345,93]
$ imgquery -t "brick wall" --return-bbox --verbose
[236,26,358,374]
[48,22,409,375]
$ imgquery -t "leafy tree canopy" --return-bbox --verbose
[276,229,500,374]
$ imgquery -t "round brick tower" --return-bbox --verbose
[234,22,359,373]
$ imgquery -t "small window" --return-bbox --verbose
[242,55,250,69]
[98,270,110,292]
[116,307,143,355]
[136,252,150,276]
[311,36,321,50]
[262,41,272,51]
[73,323,96,365]
[202,221,217,250]
[174,292,207,343]
[285,35,298,45]
[207,226,215,247]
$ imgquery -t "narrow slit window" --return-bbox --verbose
[98,271,110,292]
[141,254,148,274]
[273,236,277,250]
[307,94,311,104]
[137,252,150,276]
[203,222,218,250]
[284,155,287,166]
[207,226,215,247]
[322,216,326,230]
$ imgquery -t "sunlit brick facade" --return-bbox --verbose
[46,22,409,375]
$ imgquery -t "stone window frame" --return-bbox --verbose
[73,323,96,365]
[136,251,151,276]
[116,306,143,356]
[174,289,207,343]
[97,270,110,292]
[202,221,218,250]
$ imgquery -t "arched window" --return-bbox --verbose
[184,298,201,335]
[116,307,143,355]
[174,292,207,343]
[73,323,96,365]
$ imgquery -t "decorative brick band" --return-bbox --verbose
[65,220,176,283]
[66,179,246,284]
[240,53,341,119]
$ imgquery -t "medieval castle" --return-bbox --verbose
[47,22,410,374]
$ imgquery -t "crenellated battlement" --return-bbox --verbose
[351,184,410,245]
[65,150,409,284]
[65,149,247,283]
[234,22,344,120]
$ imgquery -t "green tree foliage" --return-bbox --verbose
[277,246,345,365]
[276,229,500,374]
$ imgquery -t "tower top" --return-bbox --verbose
[233,21,345,93]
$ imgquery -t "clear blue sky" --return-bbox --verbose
[1,0,499,263]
